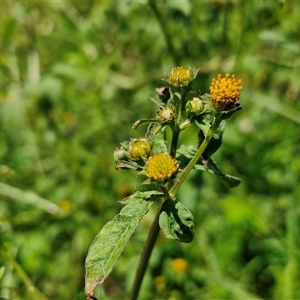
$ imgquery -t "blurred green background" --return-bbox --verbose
[1,1,300,299]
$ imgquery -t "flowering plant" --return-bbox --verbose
[85,67,242,300]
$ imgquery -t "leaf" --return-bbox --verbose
[85,191,161,300]
[147,125,169,153]
[115,160,140,171]
[120,190,163,204]
[132,118,157,129]
[159,198,194,243]
[194,158,241,188]
[176,145,241,188]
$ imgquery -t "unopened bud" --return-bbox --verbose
[158,107,175,123]
[168,67,195,87]
[129,138,153,160]
[185,97,205,115]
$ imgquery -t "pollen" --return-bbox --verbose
[209,73,242,111]
[146,153,178,182]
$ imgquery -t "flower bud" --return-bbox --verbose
[158,107,175,123]
[168,67,195,87]
[185,97,205,115]
[114,147,128,161]
[146,153,178,182]
[129,138,152,160]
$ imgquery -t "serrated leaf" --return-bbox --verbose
[159,198,194,243]
[120,190,163,204]
[85,191,160,300]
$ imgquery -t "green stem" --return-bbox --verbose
[129,117,221,299]
[170,125,180,157]
[170,88,188,157]
[148,0,180,65]
[129,201,163,300]
[170,117,221,195]
[2,247,48,300]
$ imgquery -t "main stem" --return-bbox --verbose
[129,201,162,300]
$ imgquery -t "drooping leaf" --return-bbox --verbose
[132,118,157,130]
[159,198,194,243]
[176,145,241,188]
[115,160,141,171]
[85,191,162,300]
[194,158,241,188]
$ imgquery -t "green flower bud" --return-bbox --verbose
[129,138,153,160]
[185,97,205,115]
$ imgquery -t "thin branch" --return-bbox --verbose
[148,0,180,66]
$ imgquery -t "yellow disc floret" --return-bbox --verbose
[146,153,178,182]
[209,73,242,111]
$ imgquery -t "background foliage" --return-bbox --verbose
[1,1,300,299]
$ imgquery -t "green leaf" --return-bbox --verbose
[194,158,241,188]
[176,145,241,188]
[120,190,163,204]
[132,118,157,129]
[85,191,160,299]
[159,198,194,243]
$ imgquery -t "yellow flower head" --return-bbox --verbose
[171,258,189,274]
[168,67,194,87]
[146,153,178,182]
[209,73,242,111]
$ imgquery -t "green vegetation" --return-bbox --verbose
[1,1,300,299]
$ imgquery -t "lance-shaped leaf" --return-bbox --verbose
[194,158,241,188]
[176,145,240,188]
[85,191,163,300]
[159,198,194,243]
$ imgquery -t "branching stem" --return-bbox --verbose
[170,117,221,195]
[129,117,221,300]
